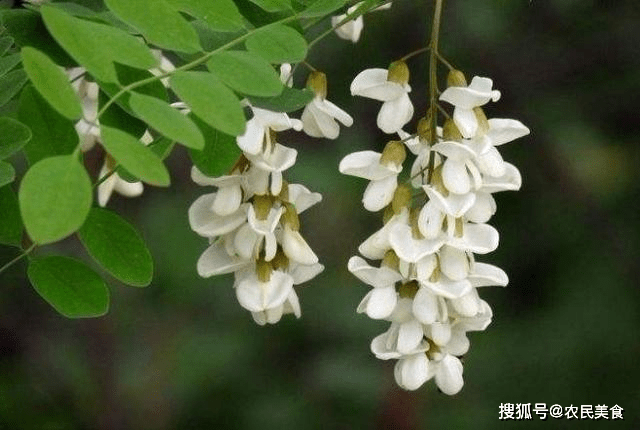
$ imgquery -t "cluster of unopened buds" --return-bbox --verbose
[340,62,529,394]
[189,64,352,324]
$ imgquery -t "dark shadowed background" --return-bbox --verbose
[1,0,639,428]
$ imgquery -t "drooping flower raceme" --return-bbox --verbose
[189,80,324,325]
[341,68,529,394]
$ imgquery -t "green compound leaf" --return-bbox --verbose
[245,24,307,63]
[41,5,157,83]
[129,92,204,150]
[19,155,92,245]
[0,116,32,160]
[248,86,314,112]
[188,114,241,177]
[21,47,82,120]
[100,125,171,187]
[27,255,109,318]
[79,208,153,287]
[0,161,15,188]
[165,0,245,32]
[0,185,23,247]
[0,54,22,78]
[0,36,13,56]
[170,71,246,137]
[301,0,348,17]
[0,69,28,108]
[104,0,201,53]
[207,50,283,97]
[18,86,78,165]
[248,0,292,13]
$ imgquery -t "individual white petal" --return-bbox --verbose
[251,311,268,326]
[371,333,402,360]
[418,200,445,239]
[423,186,476,218]
[290,263,324,284]
[439,245,469,281]
[350,69,406,101]
[263,271,295,309]
[287,184,322,213]
[338,151,395,181]
[317,99,353,127]
[270,171,283,196]
[279,63,293,86]
[480,162,522,192]
[468,262,508,287]
[236,117,264,155]
[347,256,403,288]
[413,286,438,324]
[247,143,297,172]
[476,146,506,178]
[362,175,398,212]
[189,196,247,237]
[465,192,496,223]
[415,254,437,280]
[264,233,277,261]
[440,86,491,110]
[247,206,282,235]
[377,93,413,134]
[428,278,471,299]
[97,169,117,207]
[389,223,443,263]
[332,15,364,43]
[364,285,397,319]
[450,290,480,317]
[394,353,430,391]
[243,166,270,196]
[282,289,301,318]
[234,223,259,260]
[453,108,477,139]
[486,118,530,146]
[457,299,493,332]
[429,321,452,346]
[282,227,318,265]
[397,320,424,354]
[112,177,144,198]
[197,241,249,277]
[446,330,470,357]
[212,184,242,216]
[441,159,471,195]
[459,223,499,254]
[301,102,333,139]
[434,354,464,395]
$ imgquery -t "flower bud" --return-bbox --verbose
[443,118,462,141]
[383,205,395,223]
[417,114,432,143]
[306,71,327,99]
[256,259,272,282]
[473,107,490,135]
[380,140,406,169]
[392,184,412,214]
[447,69,467,88]
[381,250,400,271]
[252,195,272,220]
[387,60,410,85]
[281,202,300,231]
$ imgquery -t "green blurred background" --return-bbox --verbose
[1,0,639,428]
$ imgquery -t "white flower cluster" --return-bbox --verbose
[340,66,529,393]
[189,65,350,325]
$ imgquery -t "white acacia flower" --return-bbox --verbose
[350,256,402,319]
[191,167,244,216]
[394,352,431,391]
[331,2,392,43]
[430,352,464,395]
[301,71,353,139]
[97,161,143,207]
[339,150,402,211]
[237,107,302,155]
[234,205,283,261]
[351,66,413,134]
[440,76,501,138]
[235,268,294,315]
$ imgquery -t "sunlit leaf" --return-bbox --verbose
[0,116,32,160]
[100,125,171,187]
[104,0,201,53]
[129,92,204,150]
[41,5,157,83]
[79,208,153,287]
[245,24,307,63]
[19,155,92,244]
[207,50,283,97]
[301,0,348,17]
[28,256,109,318]
[170,71,246,137]
[166,0,245,32]
[21,46,82,120]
